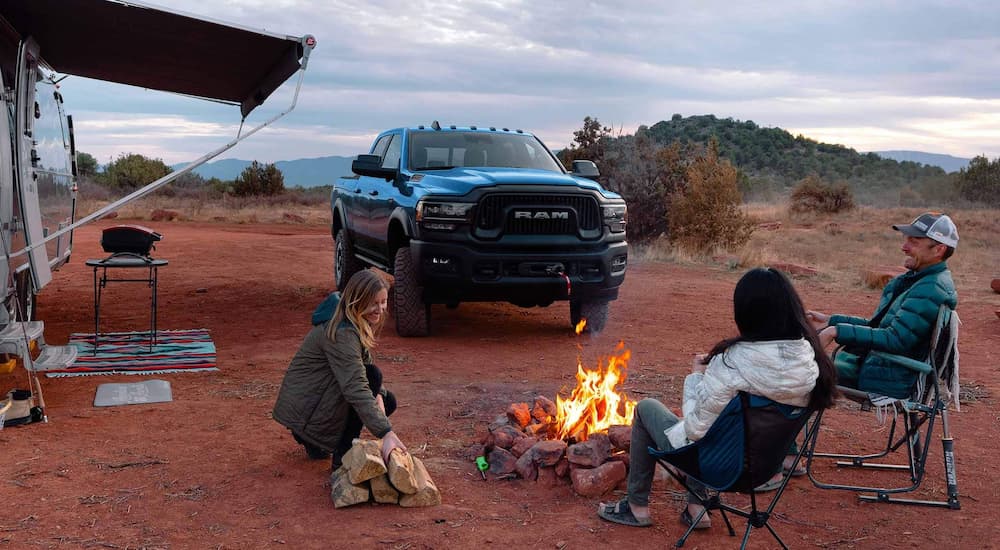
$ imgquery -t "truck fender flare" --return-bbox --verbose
[331,198,349,238]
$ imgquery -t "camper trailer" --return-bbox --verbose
[0,0,314,419]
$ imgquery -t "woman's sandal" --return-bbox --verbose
[597,499,653,527]
[783,464,808,477]
[680,507,712,530]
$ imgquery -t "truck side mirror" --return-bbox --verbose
[352,154,396,179]
[571,160,600,178]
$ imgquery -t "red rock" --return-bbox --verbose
[490,425,524,450]
[991,278,1000,293]
[536,466,564,488]
[532,395,557,422]
[487,447,518,475]
[510,436,539,458]
[282,212,305,223]
[524,422,553,437]
[566,433,611,467]
[608,425,631,451]
[506,403,531,428]
[514,451,538,481]
[555,458,570,478]
[864,265,908,289]
[150,208,180,221]
[608,451,630,470]
[770,262,818,277]
[570,461,627,497]
[529,440,567,467]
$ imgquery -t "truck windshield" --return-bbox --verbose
[408,131,564,172]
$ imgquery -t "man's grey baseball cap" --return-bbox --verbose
[893,212,959,248]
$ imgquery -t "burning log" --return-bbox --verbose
[570,461,627,497]
[566,433,612,467]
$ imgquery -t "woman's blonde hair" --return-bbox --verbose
[328,269,389,350]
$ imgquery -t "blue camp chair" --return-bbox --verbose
[805,304,961,509]
[649,392,821,549]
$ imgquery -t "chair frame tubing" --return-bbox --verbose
[806,377,960,509]
[657,405,824,549]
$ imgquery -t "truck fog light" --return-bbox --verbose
[423,222,457,231]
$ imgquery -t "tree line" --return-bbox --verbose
[75,152,286,197]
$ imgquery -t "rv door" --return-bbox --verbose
[13,37,53,292]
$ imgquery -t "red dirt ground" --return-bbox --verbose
[2,221,998,549]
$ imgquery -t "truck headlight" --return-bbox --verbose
[416,200,474,230]
[603,204,627,233]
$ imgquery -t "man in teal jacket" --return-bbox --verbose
[808,213,959,398]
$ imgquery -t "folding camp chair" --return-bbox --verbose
[649,392,821,549]
[805,305,960,509]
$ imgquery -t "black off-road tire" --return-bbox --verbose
[392,247,430,337]
[570,299,609,333]
[334,228,363,291]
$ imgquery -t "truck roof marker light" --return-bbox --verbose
[516,129,523,133]
[502,127,509,131]
[470,125,477,130]
[418,125,425,129]
[449,125,456,129]
[432,120,441,130]
[490,127,496,131]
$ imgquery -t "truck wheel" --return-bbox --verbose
[392,247,430,337]
[570,299,609,333]
[334,228,363,290]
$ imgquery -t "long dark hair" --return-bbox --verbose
[705,267,838,410]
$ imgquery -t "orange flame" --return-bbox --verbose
[554,342,636,441]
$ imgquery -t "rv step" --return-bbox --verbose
[29,345,78,372]
[0,321,45,345]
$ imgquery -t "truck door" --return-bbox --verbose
[12,38,53,292]
[366,133,402,265]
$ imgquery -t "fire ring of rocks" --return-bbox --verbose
[479,343,637,498]
[483,398,632,497]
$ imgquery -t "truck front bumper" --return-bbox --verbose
[409,240,627,305]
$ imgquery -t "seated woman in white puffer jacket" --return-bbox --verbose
[597,267,838,529]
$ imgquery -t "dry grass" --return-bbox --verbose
[77,195,329,225]
[633,203,1000,292]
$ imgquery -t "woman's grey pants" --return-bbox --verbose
[627,398,706,506]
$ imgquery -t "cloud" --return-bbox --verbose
[53,0,1000,163]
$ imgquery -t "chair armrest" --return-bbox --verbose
[869,351,933,374]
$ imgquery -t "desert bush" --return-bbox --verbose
[898,186,923,207]
[233,161,285,196]
[603,130,687,241]
[668,142,754,252]
[788,175,855,214]
[99,153,173,191]
[954,155,1000,204]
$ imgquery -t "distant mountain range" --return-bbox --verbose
[171,134,973,189]
[872,151,971,173]
[172,156,355,188]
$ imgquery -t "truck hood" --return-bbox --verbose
[410,168,621,199]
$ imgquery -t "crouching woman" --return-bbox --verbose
[273,269,406,467]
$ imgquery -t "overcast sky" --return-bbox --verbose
[57,0,1000,165]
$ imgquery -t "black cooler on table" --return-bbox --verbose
[100,225,162,256]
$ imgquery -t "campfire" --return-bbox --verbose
[481,334,639,497]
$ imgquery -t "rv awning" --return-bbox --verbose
[0,0,308,117]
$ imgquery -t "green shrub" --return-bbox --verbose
[788,175,855,214]
[668,143,754,252]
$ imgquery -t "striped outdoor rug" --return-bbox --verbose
[46,329,217,377]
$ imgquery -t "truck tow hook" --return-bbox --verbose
[545,264,571,298]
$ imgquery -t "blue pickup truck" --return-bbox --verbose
[330,122,628,336]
